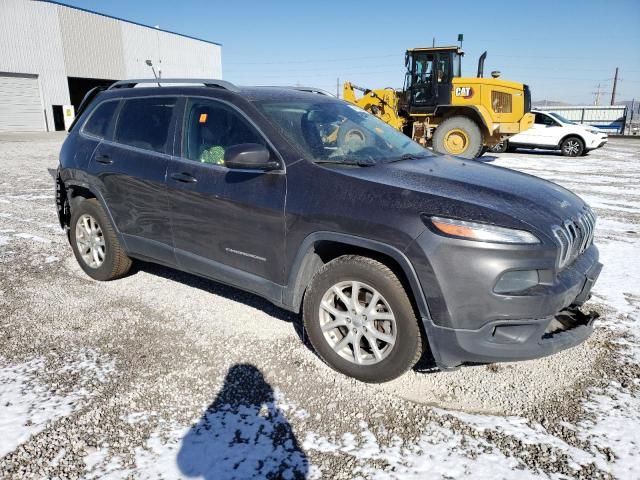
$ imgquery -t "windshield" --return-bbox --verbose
[253,98,431,165]
[548,112,576,125]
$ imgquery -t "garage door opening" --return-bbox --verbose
[0,72,44,132]
[67,77,116,112]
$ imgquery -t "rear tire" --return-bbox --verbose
[560,136,584,157]
[432,116,484,159]
[70,198,132,281]
[303,255,423,383]
[490,140,508,153]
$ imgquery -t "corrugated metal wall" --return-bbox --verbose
[0,0,222,131]
[58,6,127,79]
[536,106,627,133]
[0,0,69,130]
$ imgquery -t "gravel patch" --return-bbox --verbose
[0,133,638,479]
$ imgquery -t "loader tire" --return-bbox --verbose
[433,116,484,159]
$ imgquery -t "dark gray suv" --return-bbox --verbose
[56,79,602,383]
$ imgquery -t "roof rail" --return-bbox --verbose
[267,85,335,97]
[107,79,240,93]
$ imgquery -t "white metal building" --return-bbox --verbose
[535,105,628,134]
[0,0,222,132]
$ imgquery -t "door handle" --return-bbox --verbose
[95,154,113,165]
[170,172,198,184]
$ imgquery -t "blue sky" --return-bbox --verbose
[59,0,640,104]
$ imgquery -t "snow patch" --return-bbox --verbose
[0,350,115,458]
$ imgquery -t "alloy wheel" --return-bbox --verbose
[318,281,397,365]
[75,214,106,269]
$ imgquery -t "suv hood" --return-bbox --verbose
[337,155,588,232]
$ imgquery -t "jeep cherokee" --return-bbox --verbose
[56,79,602,383]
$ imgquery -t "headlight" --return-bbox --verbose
[426,216,540,244]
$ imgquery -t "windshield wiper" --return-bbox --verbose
[314,159,376,167]
[386,153,430,163]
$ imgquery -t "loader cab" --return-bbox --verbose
[403,46,463,115]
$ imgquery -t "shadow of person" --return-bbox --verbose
[177,364,309,480]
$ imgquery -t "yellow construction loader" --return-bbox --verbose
[343,46,534,158]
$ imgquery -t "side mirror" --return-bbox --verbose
[224,143,279,171]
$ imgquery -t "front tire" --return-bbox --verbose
[561,136,584,157]
[303,255,423,383]
[432,116,484,159]
[70,198,132,281]
[490,140,508,153]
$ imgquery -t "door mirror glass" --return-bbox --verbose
[224,143,278,170]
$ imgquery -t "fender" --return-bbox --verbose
[283,231,433,323]
[434,104,492,136]
[557,133,586,149]
[59,177,129,251]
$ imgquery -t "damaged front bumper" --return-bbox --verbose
[426,306,599,369]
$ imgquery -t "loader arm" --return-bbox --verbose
[342,81,406,131]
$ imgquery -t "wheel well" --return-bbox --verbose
[435,106,488,137]
[58,183,96,228]
[291,240,418,317]
[558,134,585,148]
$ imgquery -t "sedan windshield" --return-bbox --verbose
[548,112,576,125]
[253,98,431,165]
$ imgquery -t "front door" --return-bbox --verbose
[167,97,287,291]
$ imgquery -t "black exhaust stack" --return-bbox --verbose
[477,51,487,78]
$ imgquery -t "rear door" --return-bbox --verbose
[88,95,178,264]
[167,96,286,290]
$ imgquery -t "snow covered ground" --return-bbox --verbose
[0,133,638,479]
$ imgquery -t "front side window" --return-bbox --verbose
[254,98,430,166]
[182,98,266,165]
[83,100,119,138]
[535,113,558,127]
[114,97,177,154]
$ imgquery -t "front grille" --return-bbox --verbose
[491,91,512,113]
[523,84,531,113]
[553,209,596,269]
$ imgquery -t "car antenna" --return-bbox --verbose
[145,60,161,87]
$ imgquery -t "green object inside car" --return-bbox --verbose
[200,145,225,165]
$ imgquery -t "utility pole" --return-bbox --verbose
[610,67,619,105]
[593,83,603,106]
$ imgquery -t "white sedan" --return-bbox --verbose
[491,110,608,156]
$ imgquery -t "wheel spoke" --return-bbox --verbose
[352,332,363,364]
[370,311,394,321]
[320,301,345,319]
[365,333,383,360]
[351,281,362,313]
[333,286,352,310]
[321,317,347,332]
[367,327,395,346]
[365,291,380,315]
[332,334,351,354]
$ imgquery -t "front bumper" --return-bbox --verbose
[408,229,602,369]
[587,134,608,149]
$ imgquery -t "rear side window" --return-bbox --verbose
[83,100,118,138]
[115,97,177,154]
[182,98,265,165]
